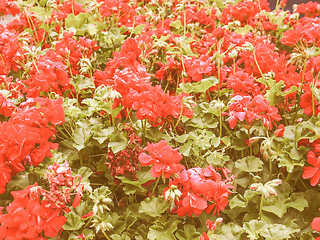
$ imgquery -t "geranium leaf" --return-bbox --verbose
[235,156,263,172]
[116,176,146,195]
[137,167,155,184]
[243,220,268,239]
[229,194,247,209]
[63,212,84,231]
[260,224,299,240]
[175,224,201,240]
[147,218,178,240]
[139,196,170,218]
[93,127,114,144]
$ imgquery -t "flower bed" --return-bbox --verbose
[0,0,320,239]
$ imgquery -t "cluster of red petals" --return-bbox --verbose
[180,5,217,30]
[281,17,320,47]
[51,1,85,22]
[302,151,320,186]
[23,50,70,97]
[94,38,193,126]
[0,28,24,75]
[296,1,320,18]
[312,216,320,232]
[139,140,184,178]
[0,0,20,17]
[0,97,65,194]
[220,0,270,27]
[55,32,99,75]
[166,166,233,217]
[0,92,15,117]
[98,0,145,27]
[0,162,82,239]
[224,94,281,130]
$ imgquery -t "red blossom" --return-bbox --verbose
[302,151,320,186]
[312,217,320,232]
[139,140,184,178]
[275,124,285,137]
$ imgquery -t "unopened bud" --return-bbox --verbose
[215,218,223,225]
[243,42,254,52]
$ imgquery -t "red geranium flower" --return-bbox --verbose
[302,151,320,186]
[138,140,184,178]
[312,217,320,232]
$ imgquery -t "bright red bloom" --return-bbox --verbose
[302,151,320,186]
[23,50,70,97]
[206,219,216,231]
[225,95,281,130]
[296,1,320,18]
[200,233,210,240]
[167,166,233,217]
[275,124,285,137]
[139,140,184,178]
[312,217,320,232]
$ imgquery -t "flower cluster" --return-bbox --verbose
[164,166,233,217]
[0,162,82,239]
[95,38,194,126]
[224,94,281,130]
[139,140,184,178]
[0,97,65,194]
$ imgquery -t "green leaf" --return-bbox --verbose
[260,224,299,240]
[65,13,88,29]
[147,218,178,240]
[235,25,254,35]
[131,24,145,35]
[262,183,308,218]
[109,134,128,153]
[78,166,93,180]
[63,212,84,231]
[137,167,155,184]
[191,77,218,93]
[72,128,92,151]
[93,127,114,144]
[90,186,111,200]
[229,194,247,209]
[116,176,146,195]
[139,196,170,218]
[235,156,263,172]
[243,220,268,240]
[175,224,201,240]
[179,140,193,156]
[209,223,244,240]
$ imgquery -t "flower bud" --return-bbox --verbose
[243,42,254,52]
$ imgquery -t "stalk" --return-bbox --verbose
[150,177,160,196]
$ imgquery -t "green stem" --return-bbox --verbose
[233,58,236,75]
[150,177,160,196]
[259,194,264,220]
[247,129,253,155]
[269,157,272,180]
[83,215,94,229]
[253,50,265,81]
[102,230,112,240]
[173,106,183,132]
[312,88,315,117]
[219,109,222,138]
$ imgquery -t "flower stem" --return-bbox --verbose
[102,230,111,240]
[259,194,264,220]
[150,177,160,196]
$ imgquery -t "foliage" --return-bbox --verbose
[0,0,320,239]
